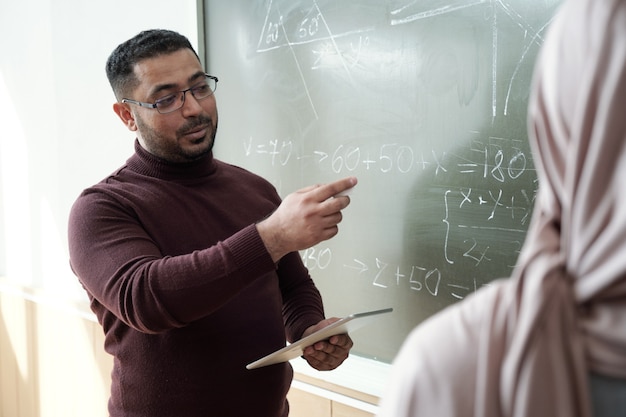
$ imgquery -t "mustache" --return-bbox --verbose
[176,116,213,136]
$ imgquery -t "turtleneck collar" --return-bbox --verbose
[126,140,218,181]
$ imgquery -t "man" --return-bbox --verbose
[68,29,356,417]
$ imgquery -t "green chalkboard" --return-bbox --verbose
[204,0,561,363]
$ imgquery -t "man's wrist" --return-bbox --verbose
[256,220,285,263]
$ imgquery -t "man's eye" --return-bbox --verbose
[193,84,210,95]
[155,94,178,108]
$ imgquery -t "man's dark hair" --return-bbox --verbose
[106,29,200,100]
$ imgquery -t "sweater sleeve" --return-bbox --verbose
[68,189,277,334]
[277,252,325,342]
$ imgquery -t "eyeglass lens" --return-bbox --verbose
[155,75,217,114]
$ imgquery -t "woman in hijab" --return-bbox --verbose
[377,0,626,416]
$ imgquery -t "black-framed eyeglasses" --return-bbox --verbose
[121,74,218,114]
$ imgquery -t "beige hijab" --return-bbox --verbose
[377,0,626,416]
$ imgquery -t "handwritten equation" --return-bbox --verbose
[247,130,536,301]
[303,247,477,300]
[244,135,532,180]
[300,180,534,301]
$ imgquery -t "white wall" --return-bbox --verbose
[0,0,199,299]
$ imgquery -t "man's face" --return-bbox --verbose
[123,49,218,163]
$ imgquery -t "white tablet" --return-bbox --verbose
[246,307,393,370]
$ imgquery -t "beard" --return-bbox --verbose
[135,112,218,163]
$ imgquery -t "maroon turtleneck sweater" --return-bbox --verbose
[68,141,324,417]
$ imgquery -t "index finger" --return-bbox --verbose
[310,177,358,202]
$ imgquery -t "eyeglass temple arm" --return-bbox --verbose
[121,98,157,109]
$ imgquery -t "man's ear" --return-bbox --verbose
[113,102,138,132]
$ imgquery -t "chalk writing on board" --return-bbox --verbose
[302,247,486,300]
[256,0,555,120]
[244,136,532,180]
[247,130,537,301]
[294,164,534,303]
[205,0,560,361]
